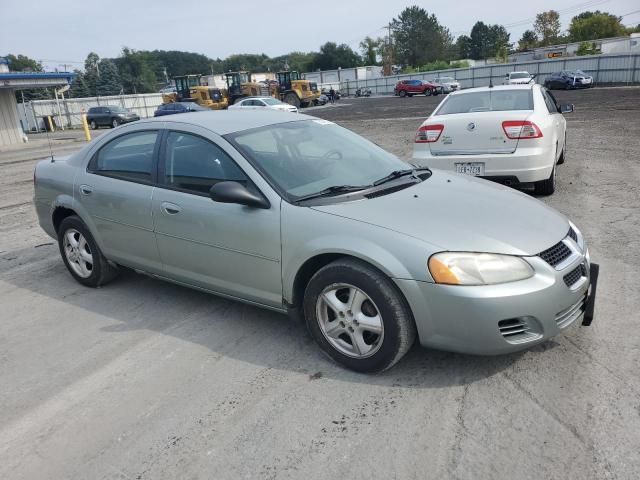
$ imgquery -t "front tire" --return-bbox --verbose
[284,92,301,108]
[424,88,432,96]
[57,216,118,287]
[303,258,416,373]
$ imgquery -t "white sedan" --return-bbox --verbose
[229,96,298,113]
[505,71,535,85]
[412,84,573,195]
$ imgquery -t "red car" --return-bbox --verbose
[394,79,441,97]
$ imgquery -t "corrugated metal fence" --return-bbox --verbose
[17,93,164,131]
[340,53,640,96]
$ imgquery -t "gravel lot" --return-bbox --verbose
[1,88,639,479]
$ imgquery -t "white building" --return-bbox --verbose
[0,57,75,147]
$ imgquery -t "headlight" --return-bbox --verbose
[428,252,534,286]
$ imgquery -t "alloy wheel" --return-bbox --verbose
[316,283,384,358]
[63,228,93,278]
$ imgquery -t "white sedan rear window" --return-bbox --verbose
[435,90,533,115]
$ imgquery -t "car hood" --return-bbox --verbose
[311,170,569,256]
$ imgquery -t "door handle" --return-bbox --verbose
[161,202,182,215]
[79,185,93,195]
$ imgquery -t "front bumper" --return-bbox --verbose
[394,254,597,355]
[412,146,554,183]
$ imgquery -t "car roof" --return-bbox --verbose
[240,96,278,101]
[136,109,311,135]
[448,84,537,96]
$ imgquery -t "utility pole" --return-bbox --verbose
[59,63,72,72]
[383,22,393,76]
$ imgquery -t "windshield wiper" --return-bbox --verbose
[372,167,431,186]
[293,185,367,203]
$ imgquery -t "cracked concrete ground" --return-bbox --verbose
[1,88,639,479]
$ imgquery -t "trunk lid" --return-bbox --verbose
[428,110,532,156]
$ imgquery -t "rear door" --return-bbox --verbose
[76,127,162,272]
[427,90,533,155]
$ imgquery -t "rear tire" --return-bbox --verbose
[57,215,119,287]
[111,118,120,128]
[399,90,407,98]
[534,165,557,196]
[303,258,416,373]
[90,120,97,130]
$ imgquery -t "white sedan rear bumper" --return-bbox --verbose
[412,146,555,183]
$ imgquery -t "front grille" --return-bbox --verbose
[563,263,586,287]
[539,240,572,267]
[568,227,578,243]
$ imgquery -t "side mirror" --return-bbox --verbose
[209,181,270,209]
[560,104,574,114]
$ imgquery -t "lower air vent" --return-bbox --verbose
[563,263,586,288]
[498,317,542,344]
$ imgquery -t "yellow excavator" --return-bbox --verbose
[276,71,320,108]
[224,71,271,104]
[162,74,228,110]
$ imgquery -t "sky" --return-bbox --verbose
[2,0,639,71]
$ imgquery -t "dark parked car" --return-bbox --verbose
[394,79,441,97]
[86,106,140,129]
[154,102,209,117]
[544,70,594,90]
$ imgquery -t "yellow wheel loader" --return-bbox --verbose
[276,71,320,108]
[162,75,228,110]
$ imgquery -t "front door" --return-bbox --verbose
[152,127,283,308]
[76,129,163,273]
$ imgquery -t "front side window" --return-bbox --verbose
[435,90,533,115]
[89,131,158,183]
[163,131,248,195]
[228,120,409,201]
[541,89,558,113]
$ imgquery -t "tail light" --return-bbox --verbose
[415,124,444,143]
[502,120,543,139]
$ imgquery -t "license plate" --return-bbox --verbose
[455,162,485,176]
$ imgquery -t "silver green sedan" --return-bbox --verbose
[33,110,598,372]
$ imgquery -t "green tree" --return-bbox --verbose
[455,35,472,59]
[310,42,361,70]
[69,70,91,98]
[115,47,158,94]
[518,30,538,50]
[569,11,626,42]
[468,22,511,60]
[359,36,383,65]
[5,53,43,72]
[391,6,453,67]
[576,41,601,56]
[534,10,561,46]
[96,59,122,96]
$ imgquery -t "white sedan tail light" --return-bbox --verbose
[415,124,444,143]
[501,120,543,139]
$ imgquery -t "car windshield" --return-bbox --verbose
[439,77,454,82]
[435,90,533,115]
[510,73,530,79]
[261,98,283,105]
[227,120,410,201]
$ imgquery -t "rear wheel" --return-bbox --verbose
[534,164,557,196]
[284,92,301,108]
[303,258,416,372]
[399,90,407,98]
[111,118,120,128]
[57,216,118,287]
[89,120,97,130]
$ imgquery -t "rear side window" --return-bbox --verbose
[162,132,248,195]
[88,131,158,183]
[435,90,533,115]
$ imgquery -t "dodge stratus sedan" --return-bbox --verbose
[33,111,598,372]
